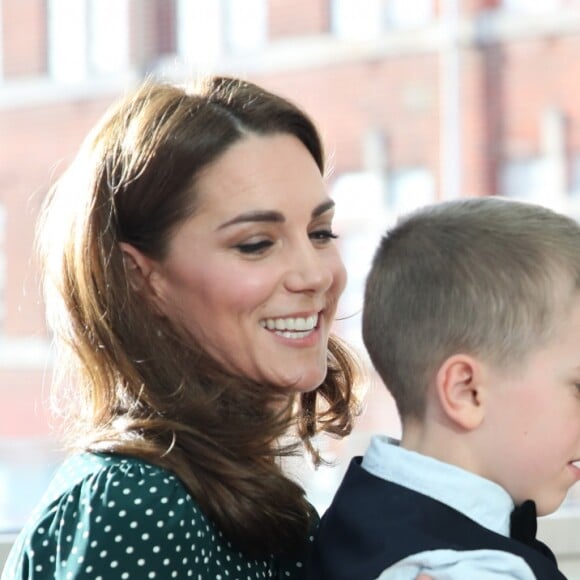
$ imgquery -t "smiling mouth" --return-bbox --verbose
[571,460,580,469]
[259,313,319,338]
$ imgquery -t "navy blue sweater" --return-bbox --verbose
[306,458,566,580]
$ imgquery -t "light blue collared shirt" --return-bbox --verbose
[362,435,537,579]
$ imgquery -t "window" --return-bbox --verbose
[224,0,267,54]
[332,171,388,227]
[331,171,390,349]
[501,0,562,13]
[176,0,223,70]
[47,0,130,82]
[0,440,62,533]
[388,167,435,214]
[501,156,551,202]
[386,0,434,29]
[570,153,580,197]
[0,205,5,329]
[0,2,4,81]
[331,0,434,39]
[177,0,266,69]
[329,168,434,346]
[331,0,384,40]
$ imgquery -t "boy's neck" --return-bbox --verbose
[400,419,484,476]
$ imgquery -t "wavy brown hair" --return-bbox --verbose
[38,77,360,558]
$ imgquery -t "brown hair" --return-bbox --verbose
[38,77,360,557]
[362,197,580,421]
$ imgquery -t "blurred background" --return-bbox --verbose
[1,0,580,574]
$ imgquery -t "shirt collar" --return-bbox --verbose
[361,434,515,536]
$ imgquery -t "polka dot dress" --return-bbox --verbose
[2,453,314,579]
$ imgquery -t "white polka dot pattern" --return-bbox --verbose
[1,453,316,579]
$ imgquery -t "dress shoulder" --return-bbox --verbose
[2,453,311,579]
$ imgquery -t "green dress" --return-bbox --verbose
[2,453,314,579]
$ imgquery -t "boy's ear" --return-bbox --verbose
[119,242,165,307]
[435,354,486,431]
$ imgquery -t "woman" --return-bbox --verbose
[3,76,360,578]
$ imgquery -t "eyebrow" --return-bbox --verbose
[217,199,335,230]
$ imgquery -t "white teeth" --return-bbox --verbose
[294,317,311,331]
[572,460,580,468]
[260,314,318,334]
[276,331,310,339]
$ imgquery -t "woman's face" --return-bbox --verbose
[149,133,347,392]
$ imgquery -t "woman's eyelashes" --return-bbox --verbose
[235,228,338,255]
[236,239,273,254]
[309,229,338,244]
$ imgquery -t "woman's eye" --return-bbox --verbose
[235,240,273,254]
[310,229,339,243]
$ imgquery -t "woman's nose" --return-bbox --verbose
[283,244,334,294]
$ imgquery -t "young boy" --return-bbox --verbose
[307,198,579,579]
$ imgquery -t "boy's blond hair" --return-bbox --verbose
[362,198,580,420]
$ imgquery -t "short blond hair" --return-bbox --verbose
[363,198,580,419]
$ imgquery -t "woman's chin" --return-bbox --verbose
[280,368,327,394]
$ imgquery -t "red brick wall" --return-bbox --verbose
[257,30,580,198]
[256,53,439,176]
[2,0,46,77]
[129,0,177,69]
[4,3,580,348]
[3,0,580,439]
[0,97,113,337]
[500,35,580,155]
[268,0,329,39]
[0,369,53,436]
[461,0,502,15]
[460,46,501,197]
